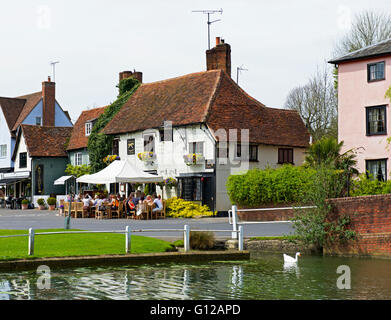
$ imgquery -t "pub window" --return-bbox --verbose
[144,134,155,153]
[278,148,294,164]
[189,142,204,155]
[127,139,135,155]
[366,105,387,135]
[112,138,119,156]
[35,117,42,126]
[366,159,387,181]
[367,61,385,82]
[159,128,173,142]
[249,145,258,161]
[19,152,27,168]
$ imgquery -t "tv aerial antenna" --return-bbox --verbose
[50,61,60,82]
[236,65,248,85]
[192,9,223,50]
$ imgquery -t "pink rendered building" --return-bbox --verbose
[329,40,391,181]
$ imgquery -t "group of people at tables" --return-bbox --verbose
[67,191,163,218]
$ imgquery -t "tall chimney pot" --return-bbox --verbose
[216,37,221,46]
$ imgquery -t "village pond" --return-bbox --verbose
[1,252,391,300]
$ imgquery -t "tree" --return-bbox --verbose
[334,10,391,57]
[285,65,337,141]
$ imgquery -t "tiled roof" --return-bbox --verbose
[19,125,73,157]
[329,38,391,64]
[103,70,310,148]
[0,97,26,131]
[67,106,107,151]
[11,92,43,131]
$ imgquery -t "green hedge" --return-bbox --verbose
[226,165,316,207]
[351,173,391,196]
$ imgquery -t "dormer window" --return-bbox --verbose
[85,122,92,136]
[367,61,385,82]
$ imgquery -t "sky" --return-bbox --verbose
[1,0,391,123]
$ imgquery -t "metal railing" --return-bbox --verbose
[0,224,244,256]
[228,205,316,240]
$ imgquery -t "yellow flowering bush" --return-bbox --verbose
[166,197,214,218]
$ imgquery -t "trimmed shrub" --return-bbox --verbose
[47,197,56,206]
[37,198,46,206]
[226,165,316,207]
[21,199,29,205]
[190,231,215,250]
[166,197,214,218]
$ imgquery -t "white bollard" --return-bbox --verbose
[232,205,238,240]
[184,225,190,252]
[238,225,244,251]
[28,228,35,256]
[125,226,131,254]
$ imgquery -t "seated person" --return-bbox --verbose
[125,194,136,216]
[152,193,163,213]
[111,195,119,210]
[82,194,92,209]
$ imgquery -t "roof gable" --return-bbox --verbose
[67,106,107,151]
[0,97,26,131]
[11,91,43,131]
[14,125,72,159]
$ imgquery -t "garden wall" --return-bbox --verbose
[237,204,298,221]
[325,194,391,258]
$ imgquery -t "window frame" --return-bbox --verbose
[85,122,92,136]
[249,144,258,162]
[366,105,387,136]
[0,144,7,158]
[143,134,155,153]
[189,142,204,155]
[367,61,385,82]
[278,148,294,164]
[19,152,27,168]
[35,117,42,126]
[159,128,173,142]
[366,158,387,182]
[75,152,82,166]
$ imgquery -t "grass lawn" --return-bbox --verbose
[0,229,175,261]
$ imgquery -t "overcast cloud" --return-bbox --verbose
[1,0,390,122]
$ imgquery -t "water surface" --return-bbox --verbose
[1,253,391,300]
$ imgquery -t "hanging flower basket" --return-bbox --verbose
[137,152,156,161]
[183,153,205,166]
[103,155,120,164]
[164,177,177,189]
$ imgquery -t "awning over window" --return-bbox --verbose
[53,175,75,185]
[0,171,30,186]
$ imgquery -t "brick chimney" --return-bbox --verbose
[119,70,143,83]
[42,76,55,127]
[206,37,231,77]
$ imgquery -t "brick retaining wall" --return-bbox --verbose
[237,204,301,221]
[325,194,391,258]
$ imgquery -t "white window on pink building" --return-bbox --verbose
[367,61,385,82]
[366,159,387,181]
[366,105,387,135]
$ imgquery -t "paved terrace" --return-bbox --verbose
[0,208,294,240]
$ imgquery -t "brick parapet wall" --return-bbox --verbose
[325,194,391,257]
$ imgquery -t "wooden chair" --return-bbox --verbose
[75,202,84,218]
[63,202,69,216]
[111,204,120,219]
[95,204,106,220]
[118,202,125,219]
[157,200,166,219]
[134,202,148,220]
[70,202,76,218]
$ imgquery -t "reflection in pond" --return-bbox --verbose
[1,253,391,300]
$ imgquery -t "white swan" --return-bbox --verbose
[283,252,301,263]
